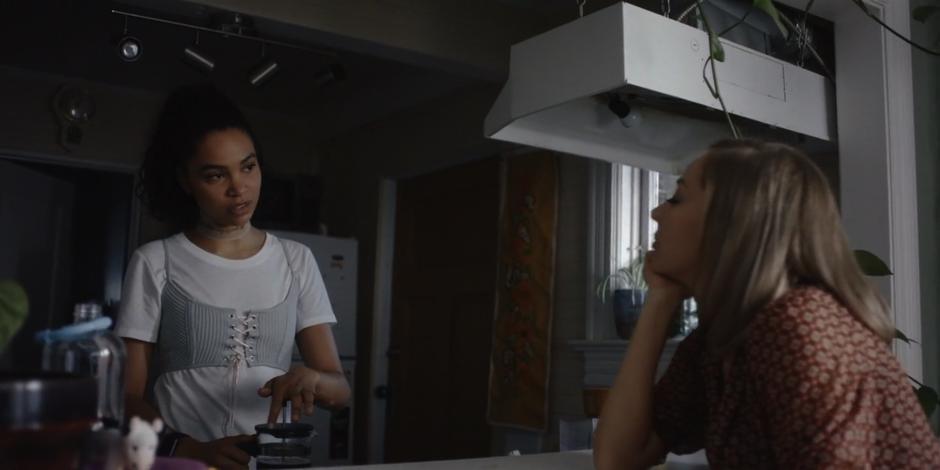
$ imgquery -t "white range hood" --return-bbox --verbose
[484,2,835,173]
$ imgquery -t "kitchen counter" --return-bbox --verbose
[326,450,708,470]
[245,449,708,469]
[333,450,593,470]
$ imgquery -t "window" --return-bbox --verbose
[610,165,678,273]
[587,161,695,340]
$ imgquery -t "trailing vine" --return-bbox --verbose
[687,0,940,421]
[694,0,939,142]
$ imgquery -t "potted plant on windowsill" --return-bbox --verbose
[596,249,649,340]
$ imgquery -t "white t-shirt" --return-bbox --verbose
[115,232,336,441]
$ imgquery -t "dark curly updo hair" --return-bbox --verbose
[137,83,262,230]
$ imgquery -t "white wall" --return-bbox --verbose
[911,4,940,431]
[544,154,591,450]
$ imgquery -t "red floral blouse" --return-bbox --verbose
[653,286,940,468]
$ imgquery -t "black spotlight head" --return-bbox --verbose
[183,46,216,73]
[607,94,631,119]
[117,36,142,62]
[248,59,279,87]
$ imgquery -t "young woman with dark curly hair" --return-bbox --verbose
[593,140,940,469]
[115,84,349,469]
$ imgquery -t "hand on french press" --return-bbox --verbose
[258,365,322,424]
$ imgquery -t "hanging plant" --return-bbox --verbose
[854,250,939,420]
[0,280,28,353]
[696,0,939,142]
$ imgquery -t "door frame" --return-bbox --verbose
[0,148,143,262]
[366,178,397,463]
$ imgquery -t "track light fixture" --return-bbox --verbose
[248,60,279,86]
[112,9,344,87]
[183,32,215,73]
[608,93,643,128]
[248,43,279,87]
[118,36,142,62]
[117,16,141,62]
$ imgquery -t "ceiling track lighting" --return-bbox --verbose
[183,32,215,73]
[117,16,142,62]
[111,9,337,58]
[249,60,279,86]
[248,43,279,87]
[112,9,342,85]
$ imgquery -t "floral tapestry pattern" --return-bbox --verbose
[487,152,558,431]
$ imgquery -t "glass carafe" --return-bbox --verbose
[38,302,126,428]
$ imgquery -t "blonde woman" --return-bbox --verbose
[593,140,940,469]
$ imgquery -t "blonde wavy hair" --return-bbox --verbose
[696,140,894,356]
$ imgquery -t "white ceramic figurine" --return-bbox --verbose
[124,416,164,470]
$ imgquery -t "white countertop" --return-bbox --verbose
[247,449,708,469]
[326,450,708,470]
[332,451,593,470]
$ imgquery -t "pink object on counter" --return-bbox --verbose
[152,456,209,470]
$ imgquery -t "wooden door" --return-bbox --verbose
[384,157,500,462]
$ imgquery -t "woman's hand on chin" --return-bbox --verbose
[644,251,689,308]
[258,366,322,423]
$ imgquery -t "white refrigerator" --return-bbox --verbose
[272,230,358,466]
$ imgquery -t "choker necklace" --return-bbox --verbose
[194,221,253,241]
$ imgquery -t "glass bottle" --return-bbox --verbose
[39,302,126,427]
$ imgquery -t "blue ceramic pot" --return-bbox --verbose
[612,289,646,339]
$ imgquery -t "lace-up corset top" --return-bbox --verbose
[156,239,299,374]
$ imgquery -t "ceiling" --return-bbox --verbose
[0,0,679,141]
[0,0,485,139]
